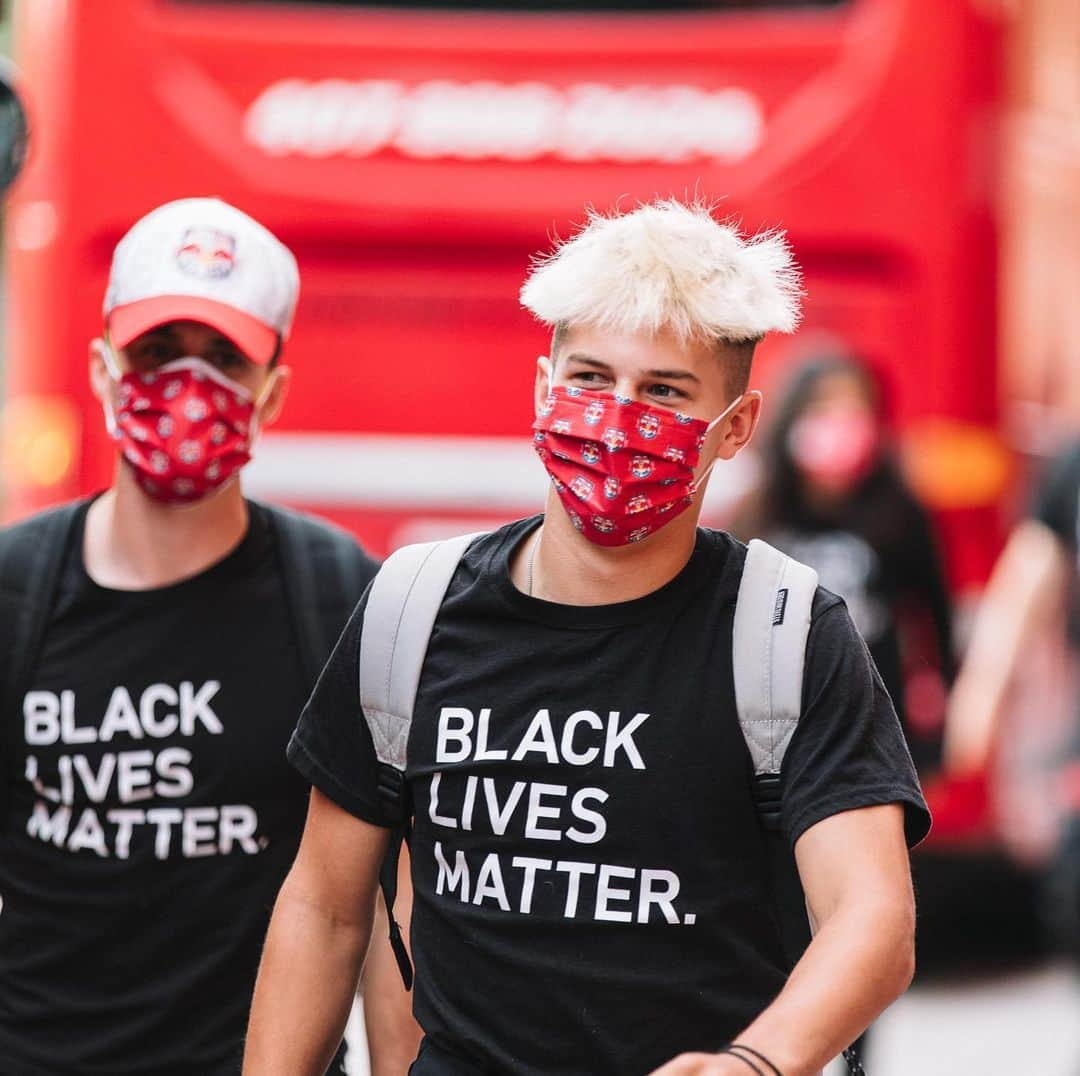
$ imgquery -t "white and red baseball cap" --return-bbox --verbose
[103,197,299,365]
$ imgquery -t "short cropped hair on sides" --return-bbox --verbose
[524,200,803,394]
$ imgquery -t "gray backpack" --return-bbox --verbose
[358,532,861,1073]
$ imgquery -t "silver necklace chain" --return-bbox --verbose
[527,529,540,597]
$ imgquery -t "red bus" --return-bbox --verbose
[4,0,1005,589]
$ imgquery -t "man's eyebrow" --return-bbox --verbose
[562,353,610,370]
[645,368,700,383]
[140,325,179,340]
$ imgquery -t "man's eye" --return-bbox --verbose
[649,384,685,400]
[209,352,244,370]
[572,371,606,384]
[131,342,175,365]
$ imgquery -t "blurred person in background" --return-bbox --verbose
[732,353,954,776]
[0,198,418,1076]
[733,355,1054,980]
[946,437,1080,967]
[244,200,929,1076]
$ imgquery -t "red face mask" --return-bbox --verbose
[787,406,880,494]
[104,355,263,505]
[532,387,740,547]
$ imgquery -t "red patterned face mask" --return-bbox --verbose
[104,355,264,505]
[532,387,741,547]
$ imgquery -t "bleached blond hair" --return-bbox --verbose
[520,199,802,345]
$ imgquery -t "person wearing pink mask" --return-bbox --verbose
[0,199,418,1076]
[245,200,928,1076]
[734,356,955,779]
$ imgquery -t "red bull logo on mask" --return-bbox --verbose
[570,475,594,500]
[551,419,572,435]
[626,494,651,514]
[628,525,652,543]
[631,456,653,479]
[592,516,616,534]
[176,228,237,280]
[582,442,602,464]
[663,445,686,464]
[638,413,660,439]
[584,400,605,426]
[602,427,628,451]
[604,476,620,500]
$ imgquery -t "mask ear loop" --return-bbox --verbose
[690,392,751,493]
[247,364,281,448]
[99,332,124,439]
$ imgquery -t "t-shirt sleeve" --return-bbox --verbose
[1030,442,1080,550]
[287,590,395,829]
[780,596,931,850]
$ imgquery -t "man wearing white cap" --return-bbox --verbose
[0,199,417,1074]
[246,200,929,1076]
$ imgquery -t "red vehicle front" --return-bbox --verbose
[5,0,1003,584]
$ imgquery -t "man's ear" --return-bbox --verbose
[534,355,554,418]
[714,390,764,462]
[256,365,291,429]
[88,338,112,406]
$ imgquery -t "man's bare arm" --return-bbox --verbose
[945,519,1068,774]
[244,788,390,1076]
[649,803,915,1076]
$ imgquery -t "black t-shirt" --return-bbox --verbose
[759,484,954,775]
[290,516,930,1076]
[0,501,374,1076]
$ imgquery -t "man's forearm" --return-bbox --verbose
[728,899,914,1076]
[244,876,373,1076]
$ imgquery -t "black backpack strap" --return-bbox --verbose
[263,502,378,688]
[376,764,414,990]
[0,500,86,825]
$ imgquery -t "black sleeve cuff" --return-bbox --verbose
[786,786,932,852]
[287,729,392,830]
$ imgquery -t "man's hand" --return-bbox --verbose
[647,1053,756,1076]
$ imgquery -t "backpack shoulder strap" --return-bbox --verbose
[732,539,818,963]
[358,531,482,773]
[1,501,85,709]
[356,530,483,991]
[732,537,818,785]
[1,500,85,824]
[264,502,378,687]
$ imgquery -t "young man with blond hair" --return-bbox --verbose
[246,200,929,1076]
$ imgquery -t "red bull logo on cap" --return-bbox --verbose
[177,227,237,280]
